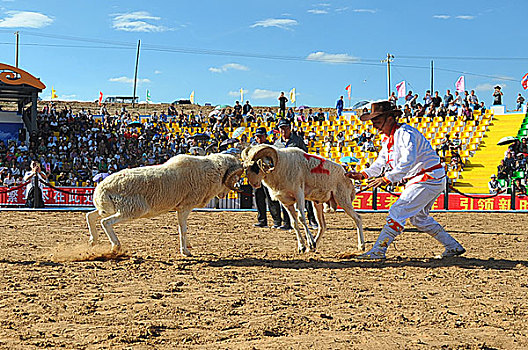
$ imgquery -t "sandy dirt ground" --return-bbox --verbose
[0,210,527,349]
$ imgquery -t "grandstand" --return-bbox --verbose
[4,98,528,202]
[457,111,526,192]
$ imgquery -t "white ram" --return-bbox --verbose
[86,154,243,256]
[241,145,364,253]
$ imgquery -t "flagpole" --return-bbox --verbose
[132,39,141,108]
[382,53,394,98]
[430,60,434,93]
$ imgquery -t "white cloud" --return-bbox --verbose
[456,15,474,20]
[335,7,349,12]
[109,76,151,85]
[112,11,170,32]
[0,11,53,28]
[154,70,162,74]
[353,9,377,14]
[306,51,359,64]
[228,89,248,97]
[433,15,451,19]
[308,9,328,15]
[209,63,249,73]
[252,89,279,100]
[250,18,298,30]
[474,83,507,92]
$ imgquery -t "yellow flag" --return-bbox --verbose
[190,90,195,104]
[289,88,296,103]
[240,88,244,103]
[51,86,58,99]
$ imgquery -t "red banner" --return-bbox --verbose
[0,186,94,206]
[352,192,528,211]
[2,187,527,210]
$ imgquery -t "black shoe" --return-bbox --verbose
[272,223,282,229]
[254,223,268,228]
[279,225,292,230]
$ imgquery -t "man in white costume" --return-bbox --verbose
[346,101,465,260]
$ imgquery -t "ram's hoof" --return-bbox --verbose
[308,241,317,252]
[297,245,307,254]
[180,249,192,257]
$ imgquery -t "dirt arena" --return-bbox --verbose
[0,211,527,349]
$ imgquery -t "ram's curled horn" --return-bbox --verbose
[251,146,278,173]
[240,147,253,166]
[223,164,244,190]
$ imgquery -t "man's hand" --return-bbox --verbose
[345,171,365,180]
[367,176,390,189]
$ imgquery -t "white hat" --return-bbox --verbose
[491,174,496,178]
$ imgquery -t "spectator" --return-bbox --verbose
[251,127,282,228]
[517,93,525,111]
[520,138,528,154]
[468,90,479,110]
[514,178,527,195]
[23,160,47,208]
[497,159,509,180]
[444,89,454,107]
[336,131,346,149]
[278,92,288,117]
[488,174,504,194]
[389,92,397,106]
[432,91,442,108]
[405,91,413,105]
[242,100,252,116]
[423,90,432,108]
[336,95,344,117]
[2,172,15,187]
[493,86,503,105]
[410,93,418,109]
[479,101,487,115]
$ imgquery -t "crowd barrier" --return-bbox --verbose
[2,185,528,211]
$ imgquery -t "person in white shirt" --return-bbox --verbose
[346,101,465,260]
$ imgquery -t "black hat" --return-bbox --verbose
[254,127,267,136]
[277,118,291,128]
[494,85,502,90]
[359,101,402,121]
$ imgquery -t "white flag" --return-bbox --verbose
[455,76,465,93]
[395,81,406,98]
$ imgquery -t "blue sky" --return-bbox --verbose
[0,0,527,108]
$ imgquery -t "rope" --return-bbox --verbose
[448,185,505,199]
[38,178,94,197]
[0,181,31,194]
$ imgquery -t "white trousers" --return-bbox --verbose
[387,177,445,232]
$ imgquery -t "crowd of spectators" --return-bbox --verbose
[1,86,526,192]
[490,138,528,194]
[389,89,488,123]
[0,101,326,189]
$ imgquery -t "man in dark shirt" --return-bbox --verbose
[274,119,317,229]
[278,92,288,117]
[444,89,453,107]
[242,100,252,115]
[252,127,282,228]
[432,91,442,108]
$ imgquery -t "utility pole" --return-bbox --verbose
[430,60,434,93]
[14,31,19,68]
[381,53,394,98]
[132,39,141,108]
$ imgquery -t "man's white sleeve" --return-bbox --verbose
[384,130,417,183]
[363,146,388,178]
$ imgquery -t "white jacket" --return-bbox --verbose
[363,124,444,185]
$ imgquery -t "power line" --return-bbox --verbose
[398,54,528,61]
[0,29,522,81]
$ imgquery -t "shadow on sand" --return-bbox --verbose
[203,256,528,271]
